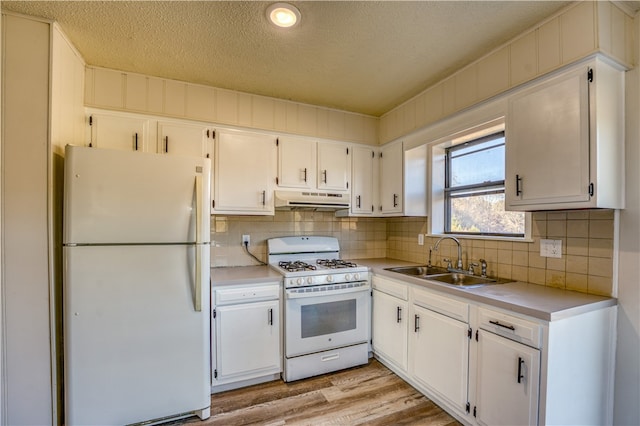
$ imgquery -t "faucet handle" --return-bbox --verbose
[479,259,488,277]
[442,258,453,269]
[468,262,479,275]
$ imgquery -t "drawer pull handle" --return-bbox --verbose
[414,314,420,332]
[397,306,402,323]
[489,320,515,331]
[268,308,273,326]
[321,353,339,362]
[517,357,524,383]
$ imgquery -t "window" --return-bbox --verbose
[444,131,524,237]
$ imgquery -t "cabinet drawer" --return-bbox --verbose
[412,288,469,323]
[478,307,542,348]
[372,276,408,300]
[215,284,280,305]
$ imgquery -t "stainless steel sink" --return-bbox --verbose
[385,266,510,288]
[385,265,448,277]
[427,273,498,286]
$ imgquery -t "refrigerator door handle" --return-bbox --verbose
[194,174,203,312]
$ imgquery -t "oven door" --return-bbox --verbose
[285,282,370,357]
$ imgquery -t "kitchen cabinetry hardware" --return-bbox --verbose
[393,193,398,207]
[588,67,593,82]
[261,190,266,206]
[468,327,472,339]
[268,308,273,326]
[164,136,169,153]
[322,169,327,183]
[356,195,361,208]
[489,320,516,331]
[303,167,307,182]
[414,314,420,332]
[134,133,138,151]
[517,356,524,383]
[397,306,402,323]
[515,174,522,196]
[466,403,470,413]
[589,182,594,196]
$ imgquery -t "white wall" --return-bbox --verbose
[1,13,53,425]
[614,11,640,426]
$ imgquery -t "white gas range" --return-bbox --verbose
[267,236,371,382]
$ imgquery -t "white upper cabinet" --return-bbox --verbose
[350,146,378,215]
[212,129,277,215]
[277,138,350,193]
[89,113,149,152]
[505,57,624,211]
[317,142,350,192]
[156,121,212,158]
[277,136,316,190]
[379,141,403,215]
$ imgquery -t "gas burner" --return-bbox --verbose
[316,259,359,269]
[278,261,317,272]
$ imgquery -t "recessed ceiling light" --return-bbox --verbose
[267,3,301,28]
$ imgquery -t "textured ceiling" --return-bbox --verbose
[2,1,582,116]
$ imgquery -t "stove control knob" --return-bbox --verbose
[296,278,304,286]
[354,273,360,281]
[326,275,333,283]
[307,277,314,284]
[345,274,351,281]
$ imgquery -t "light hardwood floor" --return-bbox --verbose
[175,359,461,425]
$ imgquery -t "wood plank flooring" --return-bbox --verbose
[174,359,461,425]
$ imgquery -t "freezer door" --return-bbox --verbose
[64,245,211,425]
[64,145,210,244]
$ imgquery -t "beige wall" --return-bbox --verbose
[212,209,615,297]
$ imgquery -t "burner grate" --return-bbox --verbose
[278,260,317,272]
[316,259,358,269]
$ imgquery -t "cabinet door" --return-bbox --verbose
[277,136,316,189]
[475,330,540,426]
[351,146,376,215]
[379,142,403,214]
[214,300,280,382]
[372,289,408,371]
[410,305,469,412]
[213,130,276,214]
[90,113,148,152]
[317,142,350,191]
[157,121,211,158]
[505,66,590,210]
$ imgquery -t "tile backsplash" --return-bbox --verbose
[211,209,615,297]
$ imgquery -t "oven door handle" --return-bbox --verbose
[285,284,370,299]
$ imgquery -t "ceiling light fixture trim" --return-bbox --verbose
[267,3,301,28]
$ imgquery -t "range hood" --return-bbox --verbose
[274,190,350,211]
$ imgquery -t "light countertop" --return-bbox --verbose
[358,258,616,321]
[211,259,616,321]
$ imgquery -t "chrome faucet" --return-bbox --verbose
[433,236,463,271]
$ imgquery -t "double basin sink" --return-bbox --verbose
[385,265,510,288]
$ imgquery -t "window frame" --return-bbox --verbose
[421,111,531,242]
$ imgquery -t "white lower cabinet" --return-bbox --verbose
[211,283,281,392]
[372,276,408,371]
[475,329,540,426]
[410,291,470,413]
[371,273,616,426]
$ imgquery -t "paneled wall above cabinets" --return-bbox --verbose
[380,1,634,144]
[84,66,378,146]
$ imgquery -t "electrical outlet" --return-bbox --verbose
[242,234,250,246]
[540,239,562,258]
[418,234,424,246]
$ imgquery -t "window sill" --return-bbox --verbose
[426,233,534,243]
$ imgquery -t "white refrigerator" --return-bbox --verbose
[63,145,211,425]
